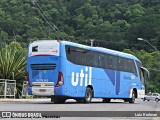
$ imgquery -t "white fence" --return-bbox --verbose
[0,79,16,98]
[22,81,29,97]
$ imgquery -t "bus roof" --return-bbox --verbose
[61,41,141,62]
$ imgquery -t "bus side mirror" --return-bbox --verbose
[140,67,150,78]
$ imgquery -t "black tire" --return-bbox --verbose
[102,98,111,103]
[84,87,92,103]
[129,91,135,103]
[51,97,66,104]
[155,98,159,102]
[147,100,150,101]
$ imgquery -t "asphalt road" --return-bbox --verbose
[0,98,159,120]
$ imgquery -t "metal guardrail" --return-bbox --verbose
[0,79,16,98]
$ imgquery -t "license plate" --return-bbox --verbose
[39,89,46,92]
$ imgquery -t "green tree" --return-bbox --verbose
[0,42,26,97]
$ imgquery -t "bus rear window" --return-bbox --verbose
[28,40,60,56]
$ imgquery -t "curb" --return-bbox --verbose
[0,98,124,102]
[0,98,101,102]
[0,98,50,102]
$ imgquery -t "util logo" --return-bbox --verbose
[71,67,92,86]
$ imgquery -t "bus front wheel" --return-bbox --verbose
[129,91,135,103]
[84,87,92,103]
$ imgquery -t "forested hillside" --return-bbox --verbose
[0,0,160,50]
[0,0,159,93]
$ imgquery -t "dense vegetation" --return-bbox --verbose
[0,42,26,97]
[0,0,159,93]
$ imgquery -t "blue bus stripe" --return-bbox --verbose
[116,71,120,95]
[104,69,116,86]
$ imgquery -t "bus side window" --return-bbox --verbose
[130,60,137,75]
[66,46,76,64]
[112,56,118,70]
[93,52,98,67]
[127,59,137,75]
[123,58,128,72]
[104,55,108,69]
[99,53,105,68]
[118,57,125,71]
[86,51,93,67]
[126,59,132,72]
[107,55,113,69]
[75,48,86,65]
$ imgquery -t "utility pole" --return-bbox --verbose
[90,39,94,47]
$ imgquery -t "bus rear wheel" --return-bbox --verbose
[129,91,135,103]
[84,87,92,103]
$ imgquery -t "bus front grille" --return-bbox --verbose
[31,64,56,70]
